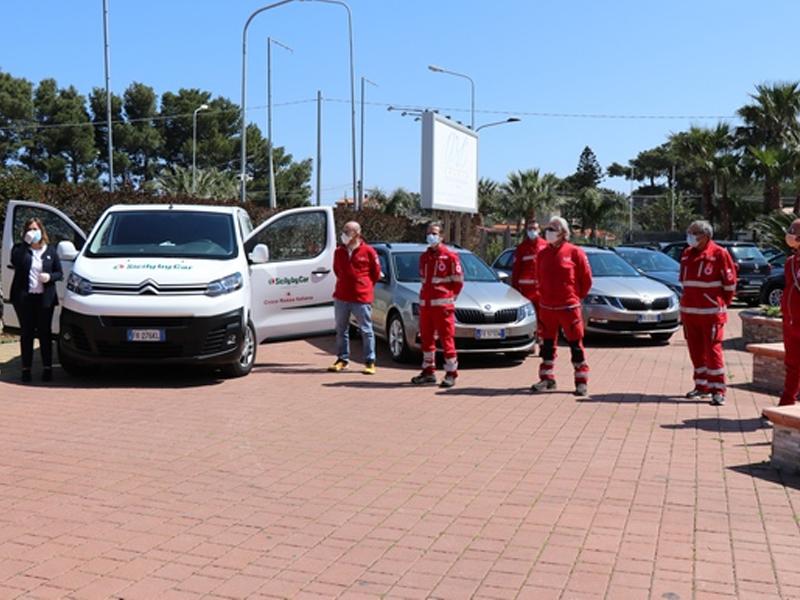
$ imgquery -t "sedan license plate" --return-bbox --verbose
[638,314,661,323]
[127,329,165,342]
[475,328,506,340]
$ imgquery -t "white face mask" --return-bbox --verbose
[426,233,440,246]
[686,233,700,248]
[526,229,539,240]
[340,232,353,246]
[545,230,559,244]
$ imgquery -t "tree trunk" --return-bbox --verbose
[701,180,714,221]
[793,192,800,216]
[765,179,782,212]
[719,185,732,240]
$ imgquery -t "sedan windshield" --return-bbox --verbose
[616,249,679,273]
[394,252,497,283]
[730,246,765,261]
[588,253,640,277]
[86,211,237,259]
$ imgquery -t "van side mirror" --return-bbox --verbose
[57,240,79,261]
[250,243,270,264]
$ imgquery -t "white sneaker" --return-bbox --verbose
[710,393,725,406]
[574,383,588,397]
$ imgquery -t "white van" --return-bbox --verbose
[1,201,337,376]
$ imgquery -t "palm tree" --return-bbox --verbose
[569,188,625,243]
[500,169,560,232]
[669,126,718,220]
[151,165,238,199]
[478,177,501,224]
[737,82,800,211]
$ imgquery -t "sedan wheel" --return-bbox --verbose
[388,314,412,363]
[767,286,783,307]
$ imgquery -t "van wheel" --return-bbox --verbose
[222,321,257,378]
[388,313,413,363]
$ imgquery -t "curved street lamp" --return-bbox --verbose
[428,64,475,130]
[475,117,521,132]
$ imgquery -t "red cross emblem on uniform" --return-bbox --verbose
[438,262,447,272]
[704,264,713,276]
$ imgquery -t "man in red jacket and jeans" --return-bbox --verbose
[679,220,737,406]
[328,221,382,374]
[531,217,593,396]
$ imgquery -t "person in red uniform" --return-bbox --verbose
[411,223,464,388]
[511,215,548,329]
[531,217,593,396]
[328,221,382,374]
[780,218,800,406]
[679,220,737,406]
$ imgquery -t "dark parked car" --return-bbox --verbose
[660,241,771,305]
[613,246,682,296]
[760,252,787,307]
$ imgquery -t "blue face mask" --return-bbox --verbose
[686,233,699,248]
[26,229,42,245]
[426,234,440,246]
[526,229,539,240]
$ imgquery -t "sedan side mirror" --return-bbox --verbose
[250,243,270,264]
[497,271,510,283]
[57,240,79,261]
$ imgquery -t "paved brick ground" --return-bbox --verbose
[0,308,799,600]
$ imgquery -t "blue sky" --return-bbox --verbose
[2,0,799,201]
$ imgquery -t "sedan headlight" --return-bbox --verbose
[67,272,93,296]
[517,302,535,320]
[206,272,243,297]
[583,294,608,306]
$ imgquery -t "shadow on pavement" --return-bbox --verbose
[661,417,771,433]
[579,393,706,405]
[728,461,800,491]
[727,381,774,395]
[435,386,555,397]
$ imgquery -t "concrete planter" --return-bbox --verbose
[741,310,783,345]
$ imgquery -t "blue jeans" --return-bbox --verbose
[334,300,376,363]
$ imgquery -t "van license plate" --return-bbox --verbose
[475,328,506,340]
[127,329,165,342]
[638,314,660,323]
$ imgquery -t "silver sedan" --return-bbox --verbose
[367,243,537,362]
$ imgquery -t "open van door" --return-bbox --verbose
[245,206,336,342]
[2,201,85,334]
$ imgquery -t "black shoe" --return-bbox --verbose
[531,379,556,392]
[685,388,709,399]
[21,370,32,383]
[42,368,53,382]
[411,372,437,385]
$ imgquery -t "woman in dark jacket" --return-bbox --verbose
[10,217,63,382]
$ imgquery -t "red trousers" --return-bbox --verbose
[781,325,800,406]
[538,306,588,385]
[419,306,458,376]
[683,314,726,395]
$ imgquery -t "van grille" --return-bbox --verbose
[96,342,184,359]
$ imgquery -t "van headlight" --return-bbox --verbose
[67,272,93,296]
[518,302,535,320]
[206,272,243,297]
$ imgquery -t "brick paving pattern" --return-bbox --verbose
[0,308,798,599]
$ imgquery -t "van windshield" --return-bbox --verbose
[86,210,237,259]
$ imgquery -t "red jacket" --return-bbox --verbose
[511,236,548,302]
[419,244,464,307]
[333,241,381,304]
[679,240,737,321]
[782,253,800,327]
[536,241,592,309]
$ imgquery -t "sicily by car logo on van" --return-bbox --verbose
[269,275,309,286]
[112,260,192,271]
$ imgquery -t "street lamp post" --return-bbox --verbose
[267,37,293,209]
[475,117,520,132]
[240,0,357,206]
[428,64,475,130]
[192,103,209,195]
[358,76,377,211]
[300,0,357,209]
[240,0,297,204]
[102,0,114,192]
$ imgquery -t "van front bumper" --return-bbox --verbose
[59,307,245,365]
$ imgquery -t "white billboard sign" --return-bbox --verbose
[421,111,478,213]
